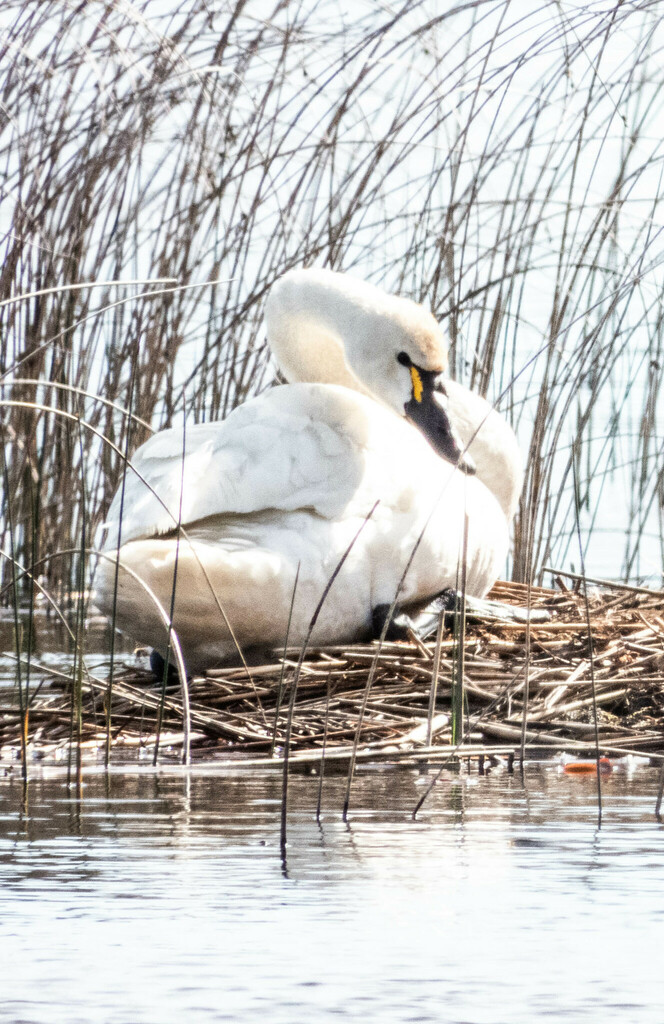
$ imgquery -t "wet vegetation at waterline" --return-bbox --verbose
[2,581,663,777]
[1,0,663,798]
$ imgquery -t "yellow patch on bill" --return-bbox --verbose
[410,366,423,403]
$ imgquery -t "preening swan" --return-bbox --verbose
[96,269,522,672]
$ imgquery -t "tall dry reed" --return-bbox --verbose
[1,0,662,631]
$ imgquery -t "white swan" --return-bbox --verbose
[96,269,522,672]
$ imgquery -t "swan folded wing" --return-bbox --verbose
[100,385,398,549]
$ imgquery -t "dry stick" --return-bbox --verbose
[519,501,535,769]
[71,417,88,791]
[342,446,494,821]
[656,766,664,821]
[0,277,177,312]
[5,380,152,435]
[94,551,191,763]
[188,551,269,728]
[412,659,533,820]
[342,607,401,822]
[105,351,137,766]
[23,402,42,782]
[519,604,531,770]
[572,441,602,827]
[451,513,469,746]
[316,669,334,823]
[542,567,663,596]
[271,563,300,757]
[342,483,468,820]
[280,503,379,863]
[426,607,446,747]
[153,391,187,767]
[0,425,27,781]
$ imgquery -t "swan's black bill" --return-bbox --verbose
[405,388,475,474]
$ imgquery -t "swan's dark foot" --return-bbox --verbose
[150,649,182,685]
[372,589,551,643]
[371,604,419,641]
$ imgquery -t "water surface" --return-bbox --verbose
[1,763,662,1023]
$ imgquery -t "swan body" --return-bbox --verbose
[96,269,522,671]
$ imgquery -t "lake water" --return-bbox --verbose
[1,762,662,1023]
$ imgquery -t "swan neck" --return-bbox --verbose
[265,270,380,393]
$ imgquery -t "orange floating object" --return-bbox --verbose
[563,757,612,775]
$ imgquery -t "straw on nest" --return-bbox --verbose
[1,577,663,768]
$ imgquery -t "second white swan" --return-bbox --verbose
[96,269,522,671]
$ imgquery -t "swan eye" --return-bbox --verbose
[397,351,411,367]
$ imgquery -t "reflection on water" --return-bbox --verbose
[0,764,662,1023]
[0,610,138,691]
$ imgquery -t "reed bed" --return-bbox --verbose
[1,579,662,769]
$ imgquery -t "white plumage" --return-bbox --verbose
[96,269,522,671]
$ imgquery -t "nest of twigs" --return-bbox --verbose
[1,578,663,767]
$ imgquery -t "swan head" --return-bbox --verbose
[265,268,474,473]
